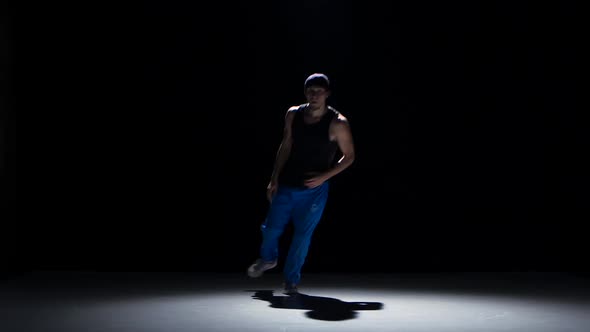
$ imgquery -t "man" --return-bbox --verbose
[247,73,356,295]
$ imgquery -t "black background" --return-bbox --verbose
[6,1,587,274]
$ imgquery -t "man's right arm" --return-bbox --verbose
[267,107,296,202]
[269,107,296,183]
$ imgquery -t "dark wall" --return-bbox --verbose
[17,1,586,273]
[1,2,16,277]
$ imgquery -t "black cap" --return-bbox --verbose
[304,73,330,90]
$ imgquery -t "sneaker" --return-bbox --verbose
[283,282,298,295]
[247,258,277,278]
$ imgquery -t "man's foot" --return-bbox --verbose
[283,282,298,295]
[247,258,277,278]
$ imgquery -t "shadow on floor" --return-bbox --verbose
[246,290,384,321]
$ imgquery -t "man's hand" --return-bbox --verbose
[304,174,328,188]
[267,180,278,202]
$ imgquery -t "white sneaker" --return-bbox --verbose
[247,258,277,278]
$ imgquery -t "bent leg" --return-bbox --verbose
[283,183,329,284]
[259,187,295,262]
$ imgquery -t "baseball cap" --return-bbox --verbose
[304,73,330,90]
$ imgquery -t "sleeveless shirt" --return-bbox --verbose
[278,104,340,188]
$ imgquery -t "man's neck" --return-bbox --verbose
[306,104,327,117]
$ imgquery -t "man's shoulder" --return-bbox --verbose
[288,104,307,112]
[286,104,306,119]
[284,104,305,122]
[328,106,348,123]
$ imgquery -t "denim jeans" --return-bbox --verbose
[259,181,329,285]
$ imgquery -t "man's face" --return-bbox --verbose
[305,86,330,106]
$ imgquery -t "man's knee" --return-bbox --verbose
[261,223,285,236]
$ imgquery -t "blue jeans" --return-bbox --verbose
[259,181,329,285]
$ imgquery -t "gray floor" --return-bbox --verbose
[1,271,589,331]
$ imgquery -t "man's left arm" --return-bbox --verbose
[325,117,356,179]
[304,116,355,188]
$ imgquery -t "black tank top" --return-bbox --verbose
[278,104,340,188]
